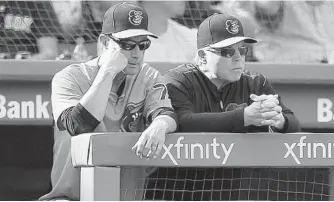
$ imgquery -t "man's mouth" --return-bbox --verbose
[128,62,137,67]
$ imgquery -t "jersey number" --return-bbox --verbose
[152,83,167,100]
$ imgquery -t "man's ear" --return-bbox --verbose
[198,50,207,64]
[98,34,109,49]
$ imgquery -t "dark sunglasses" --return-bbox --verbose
[208,46,248,58]
[108,35,151,51]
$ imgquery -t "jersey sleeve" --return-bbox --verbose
[51,67,83,126]
[142,69,173,123]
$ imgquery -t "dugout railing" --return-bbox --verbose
[72,132,334,201]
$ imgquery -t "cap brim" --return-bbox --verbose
[112,29,158,39]
[210,36,257,48]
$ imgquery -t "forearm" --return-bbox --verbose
[177,108,246,133]
[282,112,301,133]
[79,71,116,121]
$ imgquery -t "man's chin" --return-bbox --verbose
[123,66,140,75]
[235,73,243,81]
[227,73,242,83]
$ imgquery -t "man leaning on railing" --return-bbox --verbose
[158,12,301,201]
[39,2,177,201]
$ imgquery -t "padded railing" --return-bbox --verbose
[71,133,334,201]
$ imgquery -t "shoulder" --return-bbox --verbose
[134,63,166,89]
[165,63,199,79]
[164,63,201,90]
[138,63,161,80]
[52,63,88,86]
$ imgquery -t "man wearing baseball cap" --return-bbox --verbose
[156,13,300,200]
[40,2,176,201]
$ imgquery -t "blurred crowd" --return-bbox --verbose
[1,0,334,64]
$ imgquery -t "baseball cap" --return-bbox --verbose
[197,13,257,49]
[102,2,158,39]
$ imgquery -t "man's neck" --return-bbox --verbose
[199,65,229,91]
[209,77,229,91]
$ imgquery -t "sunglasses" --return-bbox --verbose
[108,35,151,51]
[208,46,248,58]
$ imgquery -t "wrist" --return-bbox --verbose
[153,115,177,133]
[243,107,250,127]
[274,113,286,130]
[94,70,117,86]
[155,119,168,132]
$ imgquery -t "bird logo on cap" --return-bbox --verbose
[128,10,143,26]
[225,19,239,34]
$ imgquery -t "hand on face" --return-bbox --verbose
[99,38,128,75]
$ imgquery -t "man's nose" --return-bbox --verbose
[233,49,242,61]
[131,45,141,58]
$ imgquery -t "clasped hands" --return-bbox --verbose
[244,94,285,130]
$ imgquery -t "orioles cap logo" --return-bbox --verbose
[225,19,239,34]
[128,10,143,26]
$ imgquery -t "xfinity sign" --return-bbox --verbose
[161,136,234,165]
[284,136,334,164]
